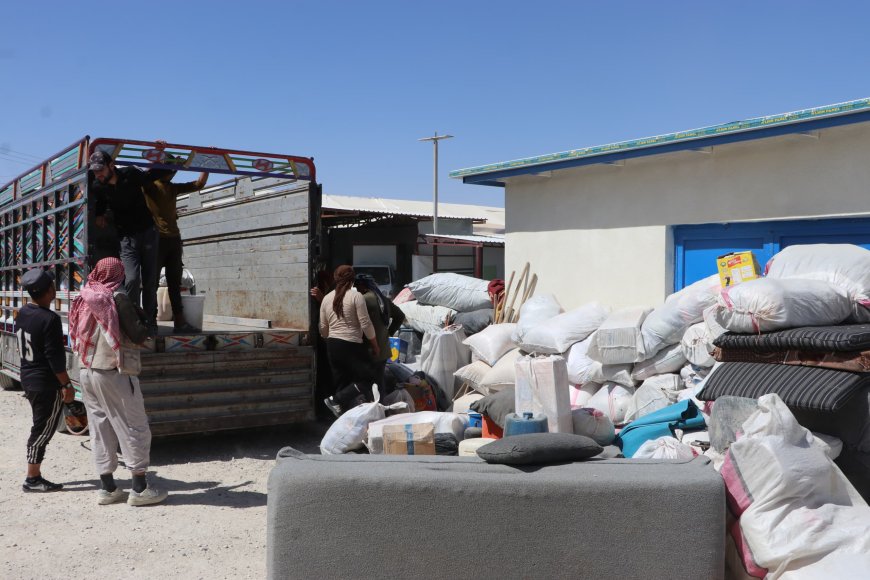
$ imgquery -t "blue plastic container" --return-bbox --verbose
[467,412,483,428]
[504,412,548,437]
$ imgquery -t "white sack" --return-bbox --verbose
[586,382,636,426]
[680,363,712,389]
[518,302,609,354]
[451,392,484,415]
[513,294,564,342]
[641,274,721,356]
[382,388,414,416]
[623,382,671,424]
[764,243,870,322]
[710,278,852,333]
[566,335,635,388]
[420,325,471,408]
[631,343,687,381]
[641,373,683,401]
[569,382,601,409]
[477,348,522,394]
[462,323,517,366]
[724,393,870,578]
[320,386,407,454]
[633,436,697,460]
[514,355,573,434]
[586,306,653,364]
[453,360,491,393]
[680,322,716,367]
[398,300,457,334]
[407,272,491,312]
[367,411,469,454]
[571,408,615,446]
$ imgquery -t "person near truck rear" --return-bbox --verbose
[15,268,75,493]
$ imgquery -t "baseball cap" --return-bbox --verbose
[88,150,113,171]
[21,269,55,294]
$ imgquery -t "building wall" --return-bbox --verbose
[504,122,870,310]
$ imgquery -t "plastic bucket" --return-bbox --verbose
[181,295,205,329]
[467,412,483,428]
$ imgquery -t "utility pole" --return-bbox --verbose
[418,132,453,235]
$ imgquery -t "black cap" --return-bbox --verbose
[88,150,113,171]
[21,269,55,294]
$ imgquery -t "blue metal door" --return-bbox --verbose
[673,217,870,290]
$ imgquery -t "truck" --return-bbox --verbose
[0,137,322,436]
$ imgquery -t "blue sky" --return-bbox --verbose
[1,1,869,208]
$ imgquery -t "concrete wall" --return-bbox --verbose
[504,122,870,310]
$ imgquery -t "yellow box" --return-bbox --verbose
[716,251,760,287]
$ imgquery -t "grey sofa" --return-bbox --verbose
[267,449,725,579]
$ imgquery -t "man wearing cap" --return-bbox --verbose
[14,269,74,492]
[143,161,208,333]
[88,150,161,335]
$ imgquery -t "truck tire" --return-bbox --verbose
[0,373,21,391]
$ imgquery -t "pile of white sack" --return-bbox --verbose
[399,273,493,334]
[451,243,870,435]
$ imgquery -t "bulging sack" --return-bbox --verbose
[623,376,682,424]
[641,274,721,356]
[408,273,491,312]
[710,278,852,333]
[513,294,564,342]
[585,382,636,426]
[514,354,573,433]
[631,343,687,381]
[633,436,697,460]
[586,306,652,364]
[764,243,870,322]
[320,386,408,454]
[569,382,601,409]
[680,322,716,367]
[398,301,457,334]
[566,335,635,388]
[518,302,609,354]
[420,325,471,407]
[463,323,517,366]
[571,407,615,446]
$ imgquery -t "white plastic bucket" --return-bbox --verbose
[181,295,205,330]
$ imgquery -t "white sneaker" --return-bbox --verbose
[127,487,168,506]
[97,488,129,505]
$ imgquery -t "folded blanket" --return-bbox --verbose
[712,347,870,373]
[615,399,706,458]
[713,324,870,352]
[697,362,870,412]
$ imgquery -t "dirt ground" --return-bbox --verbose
[0,388,330,579]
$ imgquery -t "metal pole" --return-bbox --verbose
[418,132,453,237]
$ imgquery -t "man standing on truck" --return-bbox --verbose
[88,150,161,335]
[15,268,75,492]
[143,159,208,333]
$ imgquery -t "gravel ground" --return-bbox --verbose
[0,388,329,579]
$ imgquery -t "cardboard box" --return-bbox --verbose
[716,251,760,287]
[382,423,436,455]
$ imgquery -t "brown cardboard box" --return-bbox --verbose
[382,423,436,455]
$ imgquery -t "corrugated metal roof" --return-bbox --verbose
[424,233,505,246]
[322,194,503,224]
[450,96,870,184]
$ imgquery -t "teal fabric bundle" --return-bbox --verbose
[616,400,706,458]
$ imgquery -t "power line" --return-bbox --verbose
[0,146,43,162]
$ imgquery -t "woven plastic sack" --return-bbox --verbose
[518,302,609,354]
[710,278,852,333]
[631,343,687,381]
[633,436,697,460]
[569,382,601,409]
[585,382,636,426]
[477,348,522,394]
[764,243,870,322]
[681,322,716,367]
[571,407,615,446]
[566,334,635,387]
[514,354,573,433]
[320,386,408,454]
[398,301,457,334]
[463,323,517,366]
[624,374,684,424]
[420,325,471,408]
[641,274,721,356]
[453,360,491,393]
[408,273,491,312]
[513,294,564,342]
[586,306,652,364]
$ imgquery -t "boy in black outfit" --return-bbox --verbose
[14,268,74,492]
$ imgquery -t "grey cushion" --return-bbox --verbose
[477,433,602,464]
[267,449,725,580]
[697,362,870,412]
[469,386,515,427]
[713,324,870,352]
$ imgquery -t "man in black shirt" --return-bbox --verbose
[14,268,74,492]
[89,150,160,335]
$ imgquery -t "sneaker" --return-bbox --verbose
[127,487,168,506]
[22,476,63,493]
[323,397,342,418]
[172,322,199,333]
[97,488,129,505]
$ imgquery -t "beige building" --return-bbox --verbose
[452,98,870,310]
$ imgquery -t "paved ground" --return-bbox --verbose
[0,387,329,579]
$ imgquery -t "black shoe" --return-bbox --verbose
[22,476,63,493]
[173,322,199,333]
